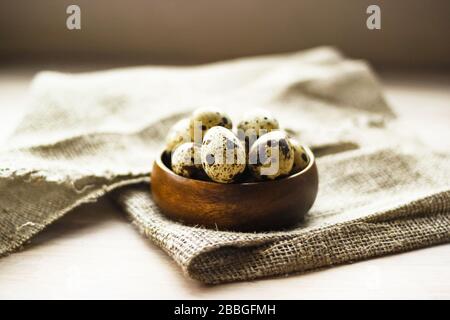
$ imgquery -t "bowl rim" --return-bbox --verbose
[155,145,315,186]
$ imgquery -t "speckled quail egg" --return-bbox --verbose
[237,109,279,141]
[248,131,294,180]
[290,138,309,174]
[171,142,205,179]
[189,107,232,142]
[201,126,246,183]
[236,109,280,160]
[165,118,191,153]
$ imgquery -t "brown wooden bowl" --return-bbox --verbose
[151,146,318,231]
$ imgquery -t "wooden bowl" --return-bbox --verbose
[151,146,318,231]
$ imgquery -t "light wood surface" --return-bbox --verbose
[0,68,449,299]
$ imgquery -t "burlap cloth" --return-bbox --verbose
[1,47,449,284]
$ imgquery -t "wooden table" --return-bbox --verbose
[0,67,449,299]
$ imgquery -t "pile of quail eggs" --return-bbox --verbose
[165,108,310,184]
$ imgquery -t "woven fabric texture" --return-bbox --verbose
[0,47,448,283]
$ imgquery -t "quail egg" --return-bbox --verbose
[189,107,232,142]
[171,142,205,179]
[248,131,294,180]
[201,126,246,183]
[165,118,191,153]
[290,138,309,174]
[237,109,279,141]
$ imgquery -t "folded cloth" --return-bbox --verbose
[0,47,448,283]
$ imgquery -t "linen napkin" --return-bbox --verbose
[1,47,448,283]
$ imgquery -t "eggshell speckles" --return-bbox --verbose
[290,138,309,174]
[248,131,294,180]
[171,142,205,179]
[237,109,279,140]
[201,126,246,183]
[189,108,232,142]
